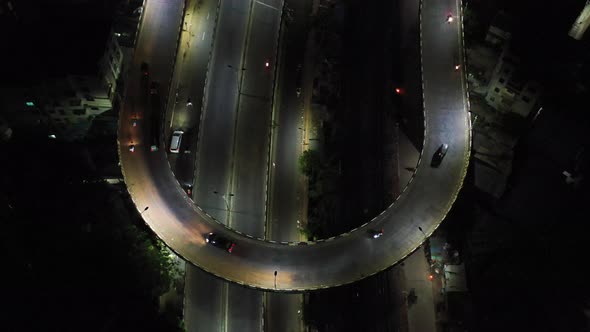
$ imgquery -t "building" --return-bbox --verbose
[485,11,512,49]
[0,86,49,139]
[36,75,112,141]
[485,46,542,118]
[99,30,127,102]
[99,2,142,102]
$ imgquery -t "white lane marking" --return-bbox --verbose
[256,0,279,10]
[202,32,206,40]
[207,12,210,20]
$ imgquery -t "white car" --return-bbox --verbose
[170,131,184,153]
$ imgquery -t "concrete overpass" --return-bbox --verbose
[118,0,471,291]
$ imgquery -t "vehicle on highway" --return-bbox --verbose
[446,14,454,23]
[265,58,270,68]
[205,233,235,253]
[141,62,149,76]
[431,143,449,167]
[295,64,302,97]
[184,184,193,196]
[169,130,183,153]
[370,229,384,239]
[150,81,159,95]
[186,98,193,107]
[129,144,135,153]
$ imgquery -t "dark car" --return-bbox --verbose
[149,81,159,95]
[430,143,449,167]
[141,62,149,76]
[183,184,193,196]
[205,233,235,253]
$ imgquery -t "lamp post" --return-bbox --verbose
[213,191,234,211]
[227,65,246,93]
[418,226,426,236]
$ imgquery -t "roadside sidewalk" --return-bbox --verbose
[397,128,438,332]
[404,248,437,332]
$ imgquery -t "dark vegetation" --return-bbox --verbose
[461,0,590,330]
[0,134,183,332]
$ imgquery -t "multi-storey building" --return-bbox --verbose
[485,11,512,49]
[37,75,112,141]
[99,2,141,102]
[485,46,542,118]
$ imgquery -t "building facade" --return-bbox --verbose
[98,3,141,102]
[37,75,112,141]
[484,11,512,49]
[485,46,542,118]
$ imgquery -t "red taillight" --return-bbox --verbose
[395,88,402,94]
[228,243,235,253]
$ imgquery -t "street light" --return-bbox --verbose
[227,65,246,93]
[213,191,234,211]
[418,226,426,236]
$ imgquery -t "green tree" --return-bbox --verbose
[298,149,321,177]
[0,137,183,332]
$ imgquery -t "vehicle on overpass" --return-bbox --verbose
[169,130,183,153]
[431,144,449,168]
[205,233,236,253]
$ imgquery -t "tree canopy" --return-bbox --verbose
[0,136,183,332]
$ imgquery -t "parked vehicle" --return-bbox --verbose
[149,81,159,95]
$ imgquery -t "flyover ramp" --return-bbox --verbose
[118,0,470,291]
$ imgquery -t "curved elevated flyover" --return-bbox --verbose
[118,0,470,291]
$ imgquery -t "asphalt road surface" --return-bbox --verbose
[119,0,470,291]
[184,0,282,330]
[165,0,218,189]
